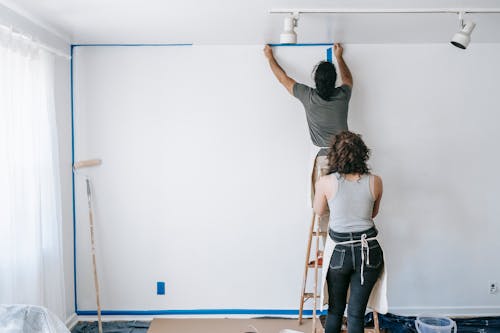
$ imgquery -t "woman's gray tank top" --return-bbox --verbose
[328,173,375,233]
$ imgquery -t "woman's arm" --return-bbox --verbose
[371,175,383,218]
[314,175,338,216]
[313,178,329,216]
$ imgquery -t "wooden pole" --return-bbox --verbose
[86,178,103,333]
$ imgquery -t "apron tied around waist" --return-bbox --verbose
[334,233,377,285]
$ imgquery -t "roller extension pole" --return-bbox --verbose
[74,159,103,333]
[86,178,103,333]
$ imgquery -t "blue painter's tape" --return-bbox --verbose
[76,309,328,316]
[326,47,333,62]
[268,43,333,47]
[69,41,329,314]
[72,43,193,47]
[70,42,192,313]
[70,44,77,313]
[157,281,165,295]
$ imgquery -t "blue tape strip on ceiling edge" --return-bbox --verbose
[268,43,333,47]
[73,43,334,47]
[71,43,193,47]
[76,309,328,316]
[326,47,333,62]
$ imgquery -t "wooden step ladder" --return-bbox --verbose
[298,212,324,333]
[298,212,381,333]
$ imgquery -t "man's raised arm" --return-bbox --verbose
[263,45,296,95]
[334,44,353,88]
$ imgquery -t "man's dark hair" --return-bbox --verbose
[313,61,337,100]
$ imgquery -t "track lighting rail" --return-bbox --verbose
[270,8,500,14]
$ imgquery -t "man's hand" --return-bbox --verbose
[263,45,274,60]
[334,43,343,59]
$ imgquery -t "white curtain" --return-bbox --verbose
[0,26,66,321]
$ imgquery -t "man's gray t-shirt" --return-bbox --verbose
[293,83,351,156]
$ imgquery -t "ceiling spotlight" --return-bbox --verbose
[280,13,299,44]
[451,12,476,49]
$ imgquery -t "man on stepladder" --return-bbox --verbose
[263,43,353,242]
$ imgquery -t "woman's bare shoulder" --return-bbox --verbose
[320,173,338,182]
[318,173,338,189]
[369,173,383,195]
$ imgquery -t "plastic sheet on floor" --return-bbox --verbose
[366,312,500,333]
[0,304,70,333]
[71,321,149,333]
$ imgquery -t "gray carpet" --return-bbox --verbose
[71,321,150,333]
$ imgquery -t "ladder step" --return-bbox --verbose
[308,251,324,268]
[308,263,323,268]
[304,293,321,299]
[312,231,327,236]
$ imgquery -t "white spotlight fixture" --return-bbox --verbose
[280,13,299,44]
[271,8,500,49]
[451,11,476,49]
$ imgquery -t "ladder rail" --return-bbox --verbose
[298,211,317,325]
[312,214,320,333]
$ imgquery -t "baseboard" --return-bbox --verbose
[388,306,500,317]
[76,312,320,322]
[72,306,500,325]
[75,309,326,317]
[65,313,78,330]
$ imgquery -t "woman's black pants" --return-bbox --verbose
[325,227,384,333]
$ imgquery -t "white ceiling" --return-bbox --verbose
[2,0,500,44]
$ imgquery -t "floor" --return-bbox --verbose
[70,314,500,333]
[148,318,314,333]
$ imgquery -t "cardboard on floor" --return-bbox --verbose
[148,318,315,333]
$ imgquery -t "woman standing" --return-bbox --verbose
[313,131,386,333]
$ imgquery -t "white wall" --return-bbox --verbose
[0,3,74,322]
[73,45,313,313]
[347,44,500,315]
[73,44,500,316]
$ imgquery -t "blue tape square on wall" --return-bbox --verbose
[326,47,333,63]
[157,281,165,295]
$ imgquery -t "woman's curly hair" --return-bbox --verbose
[327,131,371,175]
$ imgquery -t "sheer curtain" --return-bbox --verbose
[0,26,66,321]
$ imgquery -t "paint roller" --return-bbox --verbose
[73,159,103,333]
[73,159,102,170]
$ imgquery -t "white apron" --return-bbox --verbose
[307,145,328,205]
[320,235,388,313]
